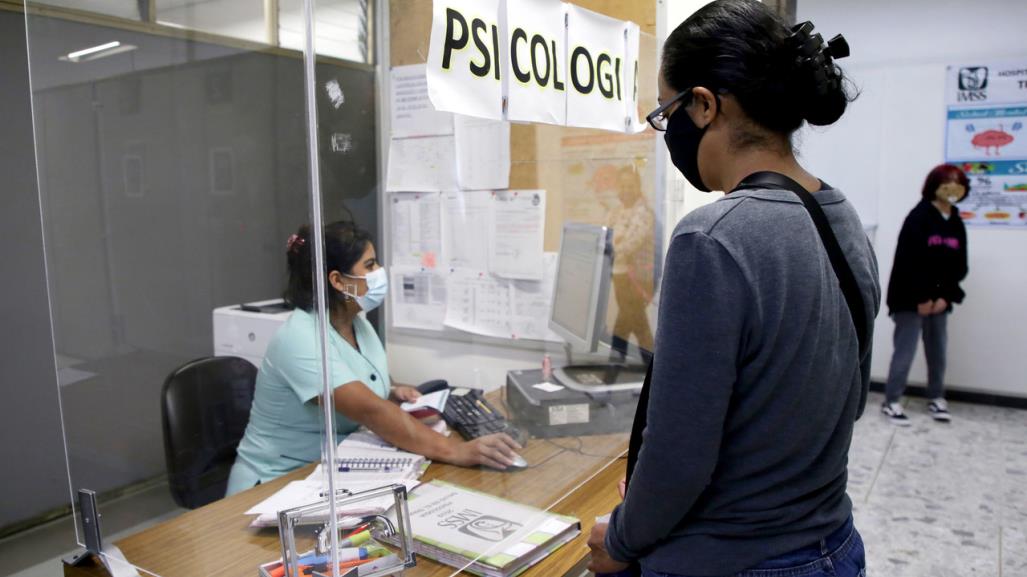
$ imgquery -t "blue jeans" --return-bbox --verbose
[639,516,866,577]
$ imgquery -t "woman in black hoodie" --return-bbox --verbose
[882,164,969,425]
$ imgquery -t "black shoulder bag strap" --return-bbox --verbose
[733,171,867,355]
[626,172,867,492]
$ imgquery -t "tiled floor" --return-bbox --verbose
[0,393,1024,577]
[850,393,1027,577]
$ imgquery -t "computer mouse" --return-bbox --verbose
[508,454,528,469]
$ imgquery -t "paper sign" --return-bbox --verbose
[504,0,568,125]
[425,0,643,133]
[427,0,504,120]
[565,4,631,132]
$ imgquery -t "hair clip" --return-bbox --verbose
[824,34,850,60]
[787,21,849,95]
[287,234,306,253]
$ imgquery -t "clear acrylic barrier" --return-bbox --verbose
[21,0,374,573]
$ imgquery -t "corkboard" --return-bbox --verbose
[388,0,660,351]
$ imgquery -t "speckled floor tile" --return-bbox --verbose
[845,394,1025,577]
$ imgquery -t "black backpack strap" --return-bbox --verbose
[733,171,868,355]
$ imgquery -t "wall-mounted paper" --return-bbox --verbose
[565,4,631,133]
[441,190,491,270]
[391,192,442,269]
[510,252,563,342]
[386,135,458,192]
[390,266,448,331]
[443,269,513,339]
[426,0,504,120]
[454,115,510,191]
[504,0,567,125]
[391,64,454,138]
[489,190,546,280]
[442,254,563,342]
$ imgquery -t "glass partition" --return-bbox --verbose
[22,0,377,573]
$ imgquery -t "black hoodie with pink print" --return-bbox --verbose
[887,199,968,314]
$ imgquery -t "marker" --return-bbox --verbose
[297,546,375,565]
[475,399,493,415]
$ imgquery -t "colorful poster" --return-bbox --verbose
[945,61,1027,227]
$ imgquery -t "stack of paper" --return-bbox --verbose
[243,433,433,528]
[385,480,580,577]
[245,478,419,528]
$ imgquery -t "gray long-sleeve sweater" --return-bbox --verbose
[605,187,881,576]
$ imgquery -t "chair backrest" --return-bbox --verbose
[161,356,257,509]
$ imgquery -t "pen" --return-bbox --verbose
[475,399,493,414]
[297,547,374,565]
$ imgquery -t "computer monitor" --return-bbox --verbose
[548,222,613,353]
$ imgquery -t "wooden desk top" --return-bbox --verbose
[82,421,629,577]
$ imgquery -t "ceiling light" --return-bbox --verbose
[61,41,137,63]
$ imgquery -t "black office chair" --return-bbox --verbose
[161,356,257,509]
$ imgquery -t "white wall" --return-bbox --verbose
[797,0,1027,398]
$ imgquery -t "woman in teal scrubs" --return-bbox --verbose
[226,221,522,495]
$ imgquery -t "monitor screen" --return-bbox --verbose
[550,223,611,350]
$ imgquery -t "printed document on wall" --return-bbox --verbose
[390,266,448,331]
[443,269,513,338]
[391,192,442,269]
[441,190,491,270]
[386,136,458,192]
[391,64,454,138]
[490,190,546,280]
[454,115,510,190]
[510,252,563,342]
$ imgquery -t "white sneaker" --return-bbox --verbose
[881,402,912,426]
[927,398,951,422]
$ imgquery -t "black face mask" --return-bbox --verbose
[664,102,712,193]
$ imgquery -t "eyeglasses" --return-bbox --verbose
[646,89,692,132]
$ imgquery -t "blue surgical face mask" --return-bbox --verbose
[342,267,388,312]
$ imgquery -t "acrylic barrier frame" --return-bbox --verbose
[263,484,416,577]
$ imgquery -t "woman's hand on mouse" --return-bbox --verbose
[450,433,522,470]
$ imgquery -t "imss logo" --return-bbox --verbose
[957,66,989,102]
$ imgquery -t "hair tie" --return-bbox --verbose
[286,234,306,254]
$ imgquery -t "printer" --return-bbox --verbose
[213,299,294,368]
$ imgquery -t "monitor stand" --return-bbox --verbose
[553,363,646,393]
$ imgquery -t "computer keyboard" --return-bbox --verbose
[442,388,524,442]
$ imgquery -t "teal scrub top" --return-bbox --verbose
[226,309,390,495]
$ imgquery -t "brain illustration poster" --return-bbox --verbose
[945,60,1027,227]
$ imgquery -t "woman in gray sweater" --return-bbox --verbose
[587,1,881,576]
